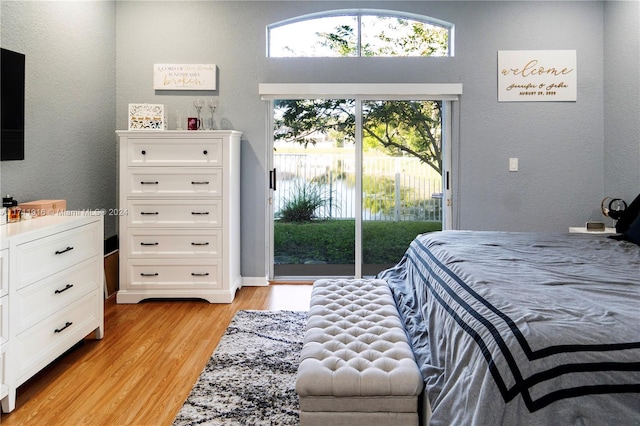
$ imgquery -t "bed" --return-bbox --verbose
[377,230,640,425]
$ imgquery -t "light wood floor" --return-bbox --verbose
[1,284,312,426]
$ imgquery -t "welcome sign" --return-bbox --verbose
[498,50,576,102]
[153,64,217,90]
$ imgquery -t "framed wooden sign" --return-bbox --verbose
[153,64,217,90]
[498,50,576,102]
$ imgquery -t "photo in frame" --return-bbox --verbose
[128,103,167,130]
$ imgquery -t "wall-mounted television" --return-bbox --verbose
[1,48,26,161]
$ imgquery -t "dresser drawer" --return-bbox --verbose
[0,295,7,347]
[0,249,7,297]
[128,138,223,166]
[14,222,101,290]
[14,259,101,333]
[127,259,221,290]
[127,200,222,228]
[126,167,223,198]
[128,229,221,258]
[14,291,101,385]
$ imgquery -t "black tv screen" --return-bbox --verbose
[1,48,25,161]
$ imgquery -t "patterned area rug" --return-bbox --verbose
[173,310,307,426]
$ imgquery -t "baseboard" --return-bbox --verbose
[242,276,269,287]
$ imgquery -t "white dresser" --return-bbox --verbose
[116,130,242,304]
[0,246,8,412]
[0,213,104,413]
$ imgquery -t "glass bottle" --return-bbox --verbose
[8,200,21,223]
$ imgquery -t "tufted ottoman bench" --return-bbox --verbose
[296,278,423,426]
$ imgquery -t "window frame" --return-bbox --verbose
[260,83,462,279]
[267,9,455,58]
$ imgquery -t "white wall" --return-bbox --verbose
[2,1,638,279]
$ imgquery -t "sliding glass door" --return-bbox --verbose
[265,90,454,280]
[272,99,356,277]
[361,100,444,275]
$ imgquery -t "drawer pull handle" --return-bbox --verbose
[191,211,210,215]
[141,181,159,185]
[54,284,74,294]
[141,212,159,215]
[191,242,210,246]
[191,273,209,277]
[140,273,159,277]
[54,321,73,333]
[191,181,210,185]
[141,150,146,155]
[55,246,74,255]
[203,150,208,155]
[140,242,159,246]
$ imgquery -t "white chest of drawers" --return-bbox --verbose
[0,213,104,413]
[0,247,8,412]
[116,130,242,304]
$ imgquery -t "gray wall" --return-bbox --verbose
[603,0,640,202]
[0,1,117,235]
[2,1,638,279]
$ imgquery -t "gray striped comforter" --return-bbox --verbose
[378,230,640,426]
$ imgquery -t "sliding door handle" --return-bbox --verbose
[269,168,277,191]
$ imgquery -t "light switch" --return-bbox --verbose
[509,157,518,172]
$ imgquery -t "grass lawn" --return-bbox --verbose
[274,220,442,265]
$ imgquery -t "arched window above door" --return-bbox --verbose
[267,9,453,58]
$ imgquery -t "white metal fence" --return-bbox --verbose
[274,153,442,221]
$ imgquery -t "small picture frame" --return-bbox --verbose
[128,103,167,130]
